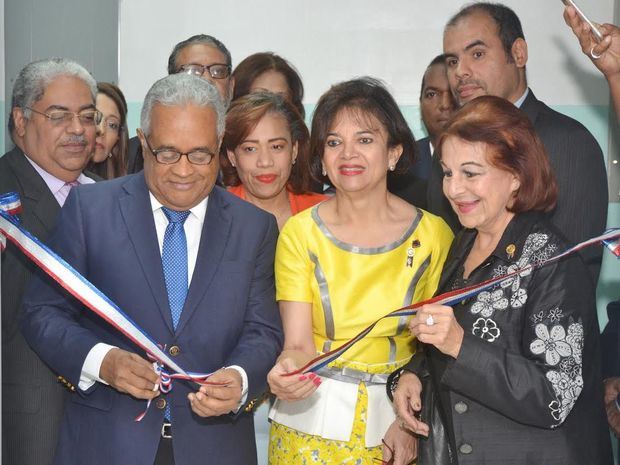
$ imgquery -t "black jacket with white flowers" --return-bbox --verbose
[406,211,612,465]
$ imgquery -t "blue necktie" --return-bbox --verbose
[161,207,190,423]
[161,207,190,330]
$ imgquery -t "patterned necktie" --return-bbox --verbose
[58,180,79,206]
[161,207,190,423]
[161,207,191,330]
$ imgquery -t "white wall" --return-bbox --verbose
[119,0,614,106]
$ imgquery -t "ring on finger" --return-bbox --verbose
[426,314,435,326]
[590,46,602,59]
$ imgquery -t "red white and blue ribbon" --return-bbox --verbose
[289,227,620,375]
[1,192,619,382]
[0,193,223,416]
[603,228,620,258]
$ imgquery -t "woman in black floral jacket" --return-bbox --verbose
[390,96,612,465]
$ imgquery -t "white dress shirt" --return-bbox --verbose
[79,193,248,408]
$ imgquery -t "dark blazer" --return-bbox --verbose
[20,174,283,465]
[404,212,612,464]
[0,147,66,465]
[388,137,432,209]
[126,135,143,174]
[427,90,608,282]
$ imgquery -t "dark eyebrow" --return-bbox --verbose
[242,137,289,144]
[356,129,378,136]
[268,137,289,143]
[464,39,487,51]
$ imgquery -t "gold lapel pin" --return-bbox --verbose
[506,244,516,259]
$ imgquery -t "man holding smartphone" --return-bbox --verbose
[425,2,609,285]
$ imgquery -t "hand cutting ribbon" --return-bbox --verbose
[0,193,225,421]
[286,227,620,376]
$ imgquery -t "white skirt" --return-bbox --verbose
[268,376,397,447]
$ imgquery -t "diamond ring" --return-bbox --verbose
[426,314,435,326]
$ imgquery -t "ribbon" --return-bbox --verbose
[1,192,618,391]
[603,230,620,258]
[289,227,620,376]
[0,193,224,420]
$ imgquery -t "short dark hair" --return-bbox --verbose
[420,54,447,99]
[436,95,557,213]
[447,2,525,61]
[309,77,416,184]
[232,52,305,118]
[220,92,312,194]
[167,34,232,75]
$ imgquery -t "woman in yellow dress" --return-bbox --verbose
[267,77,453,464]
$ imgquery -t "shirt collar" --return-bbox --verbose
[24,153,94,195]
[148,192,209,223]
[513,88,530,109]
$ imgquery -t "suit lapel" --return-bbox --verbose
[7,149,60,235]
[119,174,174,333]
[175,187,232,336]
[518,88,540,127]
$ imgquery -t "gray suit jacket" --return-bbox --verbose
[0,147,65,465]
[427,89,608,282]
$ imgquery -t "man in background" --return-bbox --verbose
[429,2,608,282]
[390,55,455,209]
[0,57,100,465]
[126,34,234,173]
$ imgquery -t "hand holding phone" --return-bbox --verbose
[563,0,620,79]
[561,0,604,42]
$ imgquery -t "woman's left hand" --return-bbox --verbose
[382,420,417,465]
[409,304,464,359]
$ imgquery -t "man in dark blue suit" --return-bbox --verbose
[20,74,283,465]
[389,55,454,209]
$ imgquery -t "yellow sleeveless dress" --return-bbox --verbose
[269,205,453,464]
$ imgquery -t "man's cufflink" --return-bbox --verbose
[57,375,76,392]
[244,398,257,413]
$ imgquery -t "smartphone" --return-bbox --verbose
[561,0,604,42]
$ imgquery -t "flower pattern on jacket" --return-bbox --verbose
[473,232,560,343]
[470,290,509,317]
[529,318,584,426]
[530,324,572,365]
[472,317,500,342]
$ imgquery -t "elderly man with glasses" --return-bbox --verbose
[127,34,234,174]
[21,73,283,465]
[0,57,101,465]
